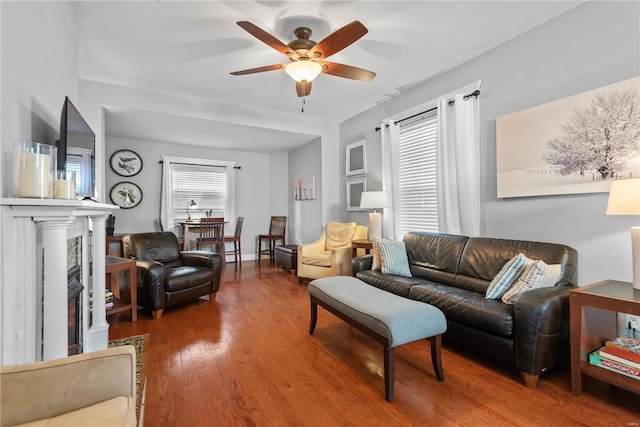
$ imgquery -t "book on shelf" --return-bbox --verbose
[604,337,640,363]
[105,301,114,310]
[590,349,640,380]
[599,349,640,370]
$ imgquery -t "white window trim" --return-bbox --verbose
[160,156,236,235]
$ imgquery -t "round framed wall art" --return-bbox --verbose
[110,182,143,209]
[110,149,143,177]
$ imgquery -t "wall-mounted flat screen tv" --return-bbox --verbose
[56,97,96,199]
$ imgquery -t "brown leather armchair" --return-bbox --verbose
[123,232,222,319]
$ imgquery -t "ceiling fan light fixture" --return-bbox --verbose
[285,60,322,82]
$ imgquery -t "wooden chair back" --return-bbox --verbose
[197,217,224,251]
[269,216,286,236]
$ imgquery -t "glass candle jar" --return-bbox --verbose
[55,170,76,200]
[13,142,57,198]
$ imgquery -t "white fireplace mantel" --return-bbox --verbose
[1,198,117,364]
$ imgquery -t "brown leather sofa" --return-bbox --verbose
[123,232,222,318]
[352,231,578,387]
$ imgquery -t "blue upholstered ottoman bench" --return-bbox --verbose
[308,276,447,402]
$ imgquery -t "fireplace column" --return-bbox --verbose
[35,218,74,361]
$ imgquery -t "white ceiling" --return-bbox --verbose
[74,1,582,152]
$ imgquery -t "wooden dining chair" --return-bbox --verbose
[258,216,286,263]
[196,217,225,256]
[224,216,244,264]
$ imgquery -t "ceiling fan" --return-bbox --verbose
[230,20,376,97]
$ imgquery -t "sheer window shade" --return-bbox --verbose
[397,111,438,238]
[172,164,228,218]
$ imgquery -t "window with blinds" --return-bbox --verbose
[396,110,438,239]
[171,163,228,218]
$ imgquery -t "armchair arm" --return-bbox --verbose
[135,259,166,311]
[514,284,574,376]
[182,250,223,270]
[298,233,327,257]
[0,346,136,427]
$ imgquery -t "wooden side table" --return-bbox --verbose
[569,280,640,395]
[105,256,137,322]
[352,239,373,258]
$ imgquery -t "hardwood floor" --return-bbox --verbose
[108,262,639,426]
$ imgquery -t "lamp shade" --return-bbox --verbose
[606,178,640,215]
[360,191,390,210]
[285,61,322,82]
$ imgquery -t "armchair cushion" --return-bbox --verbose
[301,252,332,267]
[325,222,356,250]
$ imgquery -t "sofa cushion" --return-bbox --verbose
[485,253,533,299]
[403,232,468,285]
[356,270,428,298]
[325,222,356,250]
[501,260,562,304]
[455,237,576,293]
[409,283,515,337]
[377,239,412,277]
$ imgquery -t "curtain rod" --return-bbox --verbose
[158,160,241,169]
[375,89,481,131]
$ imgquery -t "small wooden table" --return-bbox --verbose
[569,280,640,395]
[105,256,137,322]
[352,239,373,257]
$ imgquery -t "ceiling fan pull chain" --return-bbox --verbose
[301,98,306,113]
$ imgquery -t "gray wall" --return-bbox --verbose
[288,138,323,244]
[106,136,289,260]
[0,1,78,197]
[339,1,640,285]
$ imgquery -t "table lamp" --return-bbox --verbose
[360,191,390,240]
[187,200,198,220]
[606,177,640,289]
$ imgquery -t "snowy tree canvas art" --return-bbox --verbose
[496,76,640,198]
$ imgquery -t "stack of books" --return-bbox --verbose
[589,337,640,379]
[105,289,114,311]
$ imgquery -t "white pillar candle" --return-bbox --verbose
[17,152,51,198]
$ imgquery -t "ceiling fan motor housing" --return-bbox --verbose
[287,27,316,56]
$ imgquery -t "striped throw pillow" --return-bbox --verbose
[377,238,411,277]
[485,253,532,299]
[501,260,562,305]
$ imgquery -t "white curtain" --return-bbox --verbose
[380,120,399,240]
[159,156,173,233]
[436,85,481,236]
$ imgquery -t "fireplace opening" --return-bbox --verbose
[67,236,83,356]
[68,272,83,355]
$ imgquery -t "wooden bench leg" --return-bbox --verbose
[309,301,318,334]
[384,346,395,402]
[430,335,444,381]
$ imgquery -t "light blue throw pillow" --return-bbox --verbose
[485,253,532,299]
[377,238,412,277]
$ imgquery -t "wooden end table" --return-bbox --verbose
[105,256,137,322]
[569,280,640,395]
[352,239,373,258]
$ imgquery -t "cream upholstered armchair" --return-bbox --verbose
[1,346,136,427]
[297,222,367,284]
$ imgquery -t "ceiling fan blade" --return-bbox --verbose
[318,61,376,82]
[309,21,368,59]
[236,21,294,57]
[230,63,286,76]
[296,81,312,97]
